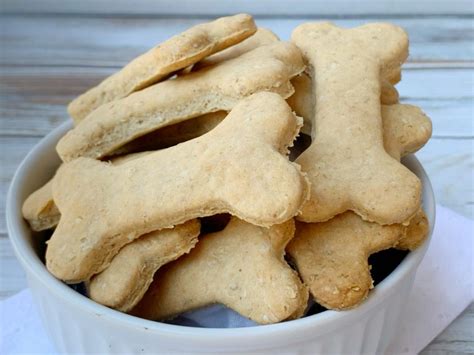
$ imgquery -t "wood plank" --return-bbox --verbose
[416,139,474,219]
[0,137,41,236]
[1,16,473,67]
[1,67,472,137]
[2,0,472,16]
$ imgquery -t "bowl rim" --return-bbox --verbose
[6,120,436,341]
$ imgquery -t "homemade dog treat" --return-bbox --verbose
[21,180,60,232]
[287,91,431,310]
[47,93,309,283]
[88,220,200,312]
[193,28,279,69]
[287,212,403,310]
[132,217,309,324]
[68,14,256,123]
[292,22,421,224]
[381,104,433,161]
[57,42,305,162]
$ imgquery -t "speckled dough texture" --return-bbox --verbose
[46,92,309,283]
[288,73,402,135]
[67,14,256,123]
[21,150,159,231]
[88,220,200,312]
[131,217,309,324]
[381,104,433,161]
[57,41,305,162]
[287,212,403,310]
[292,22,421,225]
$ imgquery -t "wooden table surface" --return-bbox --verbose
[0,13,472,354]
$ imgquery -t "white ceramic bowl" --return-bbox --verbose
[7,121,435,354]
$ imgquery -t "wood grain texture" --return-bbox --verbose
[2,0,472,16]
[0,14,472,353]
[1,16,473,67]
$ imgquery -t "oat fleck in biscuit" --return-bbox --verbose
[292,22,421,225]
[68,14,257,123]
[132,218,308,324]
[57,41,304,162]
[47,92,309,283]
[88,220,200,312]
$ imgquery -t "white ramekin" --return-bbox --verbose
[6,121,435,354]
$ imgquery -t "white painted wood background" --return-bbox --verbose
[0,3,473,354]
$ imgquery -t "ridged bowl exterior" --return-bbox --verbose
[7,122,435,354]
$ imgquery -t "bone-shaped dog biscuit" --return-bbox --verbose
[88,219,200,312]
[132,217,308,324]
[287,212,403,310]
[68,14,256,123]
[288,207,429,310]
[292,22,421,224]
[193,28,279,69]
[22,180,60,232]
[47,92,309,282]
[57,42,305,162]
[381,104,433,161]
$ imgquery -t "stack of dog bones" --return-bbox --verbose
[22,14,432,324]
